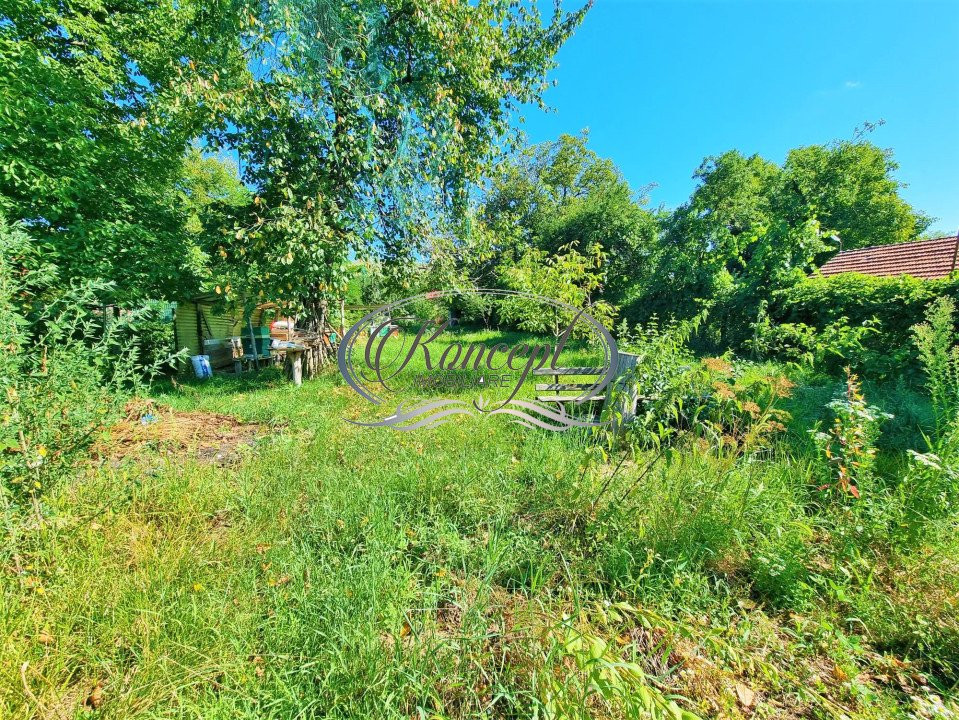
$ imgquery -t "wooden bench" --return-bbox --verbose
[533,353,644,424]
[533,366,607,406]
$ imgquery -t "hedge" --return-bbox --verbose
[769,272,959,376]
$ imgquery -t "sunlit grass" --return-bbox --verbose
[2,351,957,718]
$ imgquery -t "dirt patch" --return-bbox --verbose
[93,400,267,466]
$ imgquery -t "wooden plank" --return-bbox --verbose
[536,382,597,391]
[602,352,641,432]
[535,395,655,404]
[536,395,605,403]
[532,366,604,376]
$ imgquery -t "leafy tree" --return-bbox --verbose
[652,151,782,304]
[174,149,251,296]
[179,149,251,238]
[482,132,658,299]
[212,0,590,358]
[631,137,931,348]
[780,139,932,251]
[0,0,247,301]
[499,241,615,338]
[637,151,821,343]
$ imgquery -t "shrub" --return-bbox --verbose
[810,370,892,499]
[498,242,616,338]
[610,312,705,448]
[0,218,161,500]
[749,300,880,372]
[610,313,792,459]
[771,273,959,377]
[128,300,178,374]
[701,361,793,459]
[912,296,959,428]
[900,297,959,528]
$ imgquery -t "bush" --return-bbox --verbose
[128,300,178,374]
[611,313,793,458]
[610,313,704,448]
[912,296,959,428]
[749,300,881,372]
[770,273,959,378]
[0,218,160,500]
[900,297,959,530]
[810,370,891,499]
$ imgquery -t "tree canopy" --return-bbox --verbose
[207,0,590,335]
[0,0,248,301]
[628,136,933,346]
[1,0,589,319]
[480,132,659,300]
[0,0,935,360]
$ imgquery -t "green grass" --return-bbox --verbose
[2,332,958,718]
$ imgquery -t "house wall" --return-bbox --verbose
[174,300,274,370]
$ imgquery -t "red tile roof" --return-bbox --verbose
[817,235,959,280]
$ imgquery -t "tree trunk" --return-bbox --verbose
[299,288,330,379]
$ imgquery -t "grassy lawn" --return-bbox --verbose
[3,331,958,718]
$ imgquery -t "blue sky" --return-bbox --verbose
[520,0,959,235]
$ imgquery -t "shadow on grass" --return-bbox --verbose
[779,369,934,454]
[150,367,290,400]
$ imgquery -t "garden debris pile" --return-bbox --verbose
[93,400,265,465]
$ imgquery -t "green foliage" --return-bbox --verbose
[902,425,959,533]
[127,301,178,374]
[179,149,251,239]
[771,273,959,377]
[498,241,615,337]
[0,0,247,301]
[481,132,659,301]
[775,272,953,335]
[912,296,959,428]
[214,0,589,330]
[4,1,959,711]
[750,300,880,372]
[627,136,931,351]
[781,135,932,250]
[630,150,826,346]
[541,606,702,719]
[612,313,703,448]
[0,218,162,498]
[3,331,959,713]
[1,0,591,329]
[612,316,794,458]
[899,298,959,529]
[699,362,795,459]
[811,370,891,499]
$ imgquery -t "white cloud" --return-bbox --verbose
[844,80,862,89]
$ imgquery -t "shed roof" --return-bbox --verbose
[817,235,959,280]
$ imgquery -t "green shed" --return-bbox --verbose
[173,295,278,370]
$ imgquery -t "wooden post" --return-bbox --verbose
[247,318,260,371]
[230,336,243,375]
[286,348,304,386]
[339,298,345,339]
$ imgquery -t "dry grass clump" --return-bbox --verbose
[92,399,265,465]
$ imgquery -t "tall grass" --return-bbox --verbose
[2,325,957,717]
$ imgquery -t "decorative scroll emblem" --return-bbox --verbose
[337,290,618,431]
